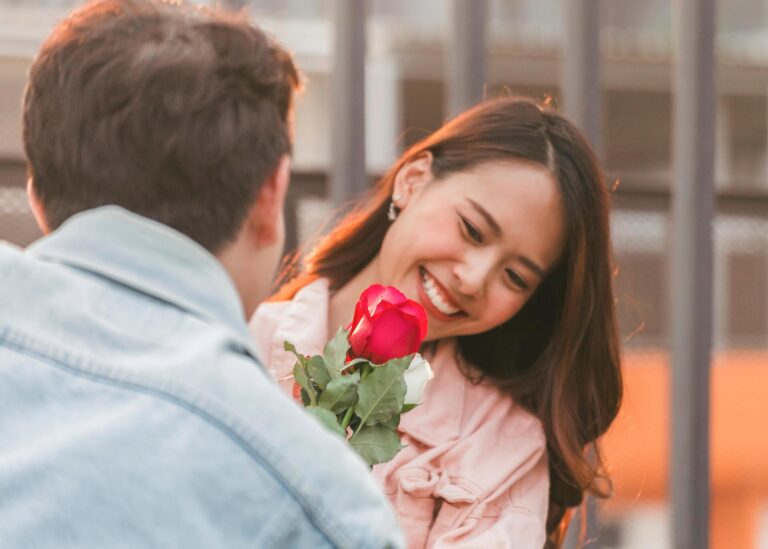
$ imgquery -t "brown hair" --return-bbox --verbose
[23,0,299,253]
[276,97,622,547]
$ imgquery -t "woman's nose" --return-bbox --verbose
[452,253,493,298]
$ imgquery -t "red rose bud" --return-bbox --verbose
[346,284,428,364]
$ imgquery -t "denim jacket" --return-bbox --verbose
[0,207,404,549]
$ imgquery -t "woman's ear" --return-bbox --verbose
[392,151,433,209]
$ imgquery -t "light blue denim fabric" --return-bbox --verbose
[0,207,404,549]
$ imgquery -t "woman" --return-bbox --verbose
[251,97,622,548]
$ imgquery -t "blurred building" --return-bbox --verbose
[0,1,767,547]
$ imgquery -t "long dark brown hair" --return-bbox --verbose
[275,97,622,547]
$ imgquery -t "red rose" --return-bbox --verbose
[347,284,428,364]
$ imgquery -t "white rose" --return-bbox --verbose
[403,353,434,406]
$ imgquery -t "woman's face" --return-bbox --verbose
[373,157,566,341]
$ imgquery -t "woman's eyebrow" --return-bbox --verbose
[519,256,546,279]
[466,198,502,237]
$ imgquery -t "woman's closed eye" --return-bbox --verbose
[460,215,483,243]
[505,268,528,291]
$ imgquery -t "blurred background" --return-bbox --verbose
[0,1,766,547]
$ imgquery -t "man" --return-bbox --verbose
[0,1,403,547]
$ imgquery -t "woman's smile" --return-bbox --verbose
[417,266,466,320]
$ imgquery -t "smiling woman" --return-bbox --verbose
[342,157,566,342]
[251,97,622,549]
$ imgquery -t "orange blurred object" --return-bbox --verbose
[601,351,768,548]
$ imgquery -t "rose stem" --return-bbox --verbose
[340,404,355,431]
[341,363,371,431]
[346,364,373,440]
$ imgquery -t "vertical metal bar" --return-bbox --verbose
[446,0,488,119]
[330,0,367,205]
[671,0,716,547]
[560,2,602,547]
[561,0,601,151]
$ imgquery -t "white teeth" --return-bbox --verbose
[421,271,460,316]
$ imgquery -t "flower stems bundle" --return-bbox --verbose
[284,285,432,466]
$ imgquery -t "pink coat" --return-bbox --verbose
[250,279,549,548]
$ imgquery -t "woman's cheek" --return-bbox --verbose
[490,294,522,326]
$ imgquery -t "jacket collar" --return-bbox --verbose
[398,338,466,447]
[265,278,332,383]
[27,206,261,362]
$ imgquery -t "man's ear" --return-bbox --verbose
[27,177,50,234]
[248,154,291,247]
[392,151,433,210]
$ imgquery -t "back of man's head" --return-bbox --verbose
[23,0,300,253]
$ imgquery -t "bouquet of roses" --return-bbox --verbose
[284,284,433,466]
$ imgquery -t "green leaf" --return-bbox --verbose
[380,413,401,430]
[323,328,351,377]
[307,355,331,390]
[354,361,407,426]
[283,340,298,353]
[293,362,316,404]
[382,354,415,372]
[305,406,346,438]
[401,403,418,414]
[284,341,310,370]
[318,372,360,414]
[350,425,405,466]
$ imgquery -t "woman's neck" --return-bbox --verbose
[326,257,380,339]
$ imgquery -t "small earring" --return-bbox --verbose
[387,193,402,221]
[387,201,398,221]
